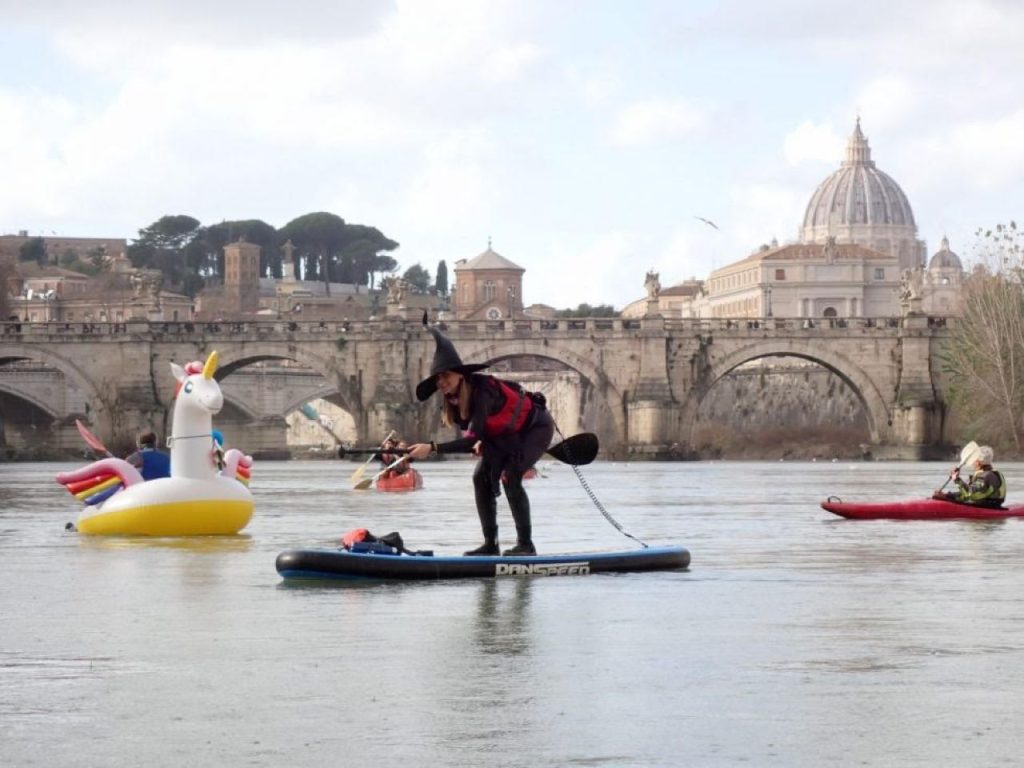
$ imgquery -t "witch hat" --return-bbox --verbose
[416,313,489,401]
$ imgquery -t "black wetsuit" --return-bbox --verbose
[434,374,554,551]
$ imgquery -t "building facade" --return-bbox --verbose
[452,244,524,321]
[623,120,963,320]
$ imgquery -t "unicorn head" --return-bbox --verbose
[168,350,224,479]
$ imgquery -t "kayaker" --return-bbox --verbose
[379,437,410,479]
[125,431,171,481]
[406,322,554,556]
[935,445,1006,508]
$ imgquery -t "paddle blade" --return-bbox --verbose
[75,419,110,456]
[353,478,373,491]
[546,433,599,466]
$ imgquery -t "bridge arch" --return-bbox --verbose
[454,338,628,445]
[0,344,104,416]
[215,348,360,420]
[680,338,892,446]
[0,381,60,419]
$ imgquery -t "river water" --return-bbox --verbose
[2,458,1023,767]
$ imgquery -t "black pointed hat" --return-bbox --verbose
[416,318,489,401]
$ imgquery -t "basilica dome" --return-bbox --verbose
[800,120,924,270]
[802,120,915,230]
[929,236,963,270]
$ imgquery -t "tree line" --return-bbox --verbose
[17,212,450,299]
[943,221,1024,454]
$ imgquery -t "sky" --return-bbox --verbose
[1,0,1022,309]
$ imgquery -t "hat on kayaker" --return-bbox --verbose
[978,445,994,465]
[416,315,489,401]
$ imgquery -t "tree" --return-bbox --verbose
[0,258,15,318]
[128,215,204,296]
[435,260,448,296]
[18,238,47,266]
[555,303,620,318]
[942,221,1024,452]
[402,263,432,293]
[338,224,400,289]
[278,214,399,294]
[202,219,278,279]
[278,212,348,293]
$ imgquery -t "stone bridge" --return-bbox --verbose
[0,313,954,459]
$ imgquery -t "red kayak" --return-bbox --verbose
[822,497,1024,520]
[376,469,423,492]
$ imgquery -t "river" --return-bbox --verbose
[2,459,1023,767]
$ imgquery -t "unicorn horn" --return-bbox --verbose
[203,350,219,380]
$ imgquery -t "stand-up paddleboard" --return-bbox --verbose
[276,545,689,581]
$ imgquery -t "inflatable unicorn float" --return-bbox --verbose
[57,351,254,535]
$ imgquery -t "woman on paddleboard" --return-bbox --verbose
[406,322,553,556]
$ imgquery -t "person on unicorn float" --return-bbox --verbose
[211,429,226,471]
[406,320,553,556]
[125,431,171,481]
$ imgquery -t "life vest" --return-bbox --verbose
[482,378,534,437]
[140,448,171,481]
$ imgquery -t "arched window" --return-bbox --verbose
[823,307,838,318]
[483,281,496,301]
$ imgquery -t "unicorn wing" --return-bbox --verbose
[56,458,145,505]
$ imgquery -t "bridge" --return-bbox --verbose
[0,313,953,459]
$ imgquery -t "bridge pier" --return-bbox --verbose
[627,315,683,459]
[627,397,683,458]
[235,415,291,460]
[884,313,944,459]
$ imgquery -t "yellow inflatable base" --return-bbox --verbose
[77,499,254,536]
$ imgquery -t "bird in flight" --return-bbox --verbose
[694,216,719,230]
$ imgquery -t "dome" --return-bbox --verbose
[801,119,916,232]
[929,236,963,270]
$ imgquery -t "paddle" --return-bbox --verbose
[298,403,348,446]
[75,419,113,458]
[337,432,600,466]
[937,441,982,494]
[354,455,408,491]
[350,429,397,485]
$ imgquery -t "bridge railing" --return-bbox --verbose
[0,314,951,339]
[661,316,914,333]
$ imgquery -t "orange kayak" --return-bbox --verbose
[376,469,423,492]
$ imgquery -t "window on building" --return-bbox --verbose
[874,268,885,280]
[483,281,496,301]
[823,307,838,317]
[775,269,786,280]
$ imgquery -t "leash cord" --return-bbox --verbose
[553,423,648,548]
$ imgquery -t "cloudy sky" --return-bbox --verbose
[2,0,1021,308]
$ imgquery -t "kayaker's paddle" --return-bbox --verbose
[299,403,349,446]
[354,455,408,491]
[937,440,982,493]
[75,419,113,457]
[337,432,600,467]
[350,429,397,485]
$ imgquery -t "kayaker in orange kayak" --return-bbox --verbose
[379,437,411,479]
